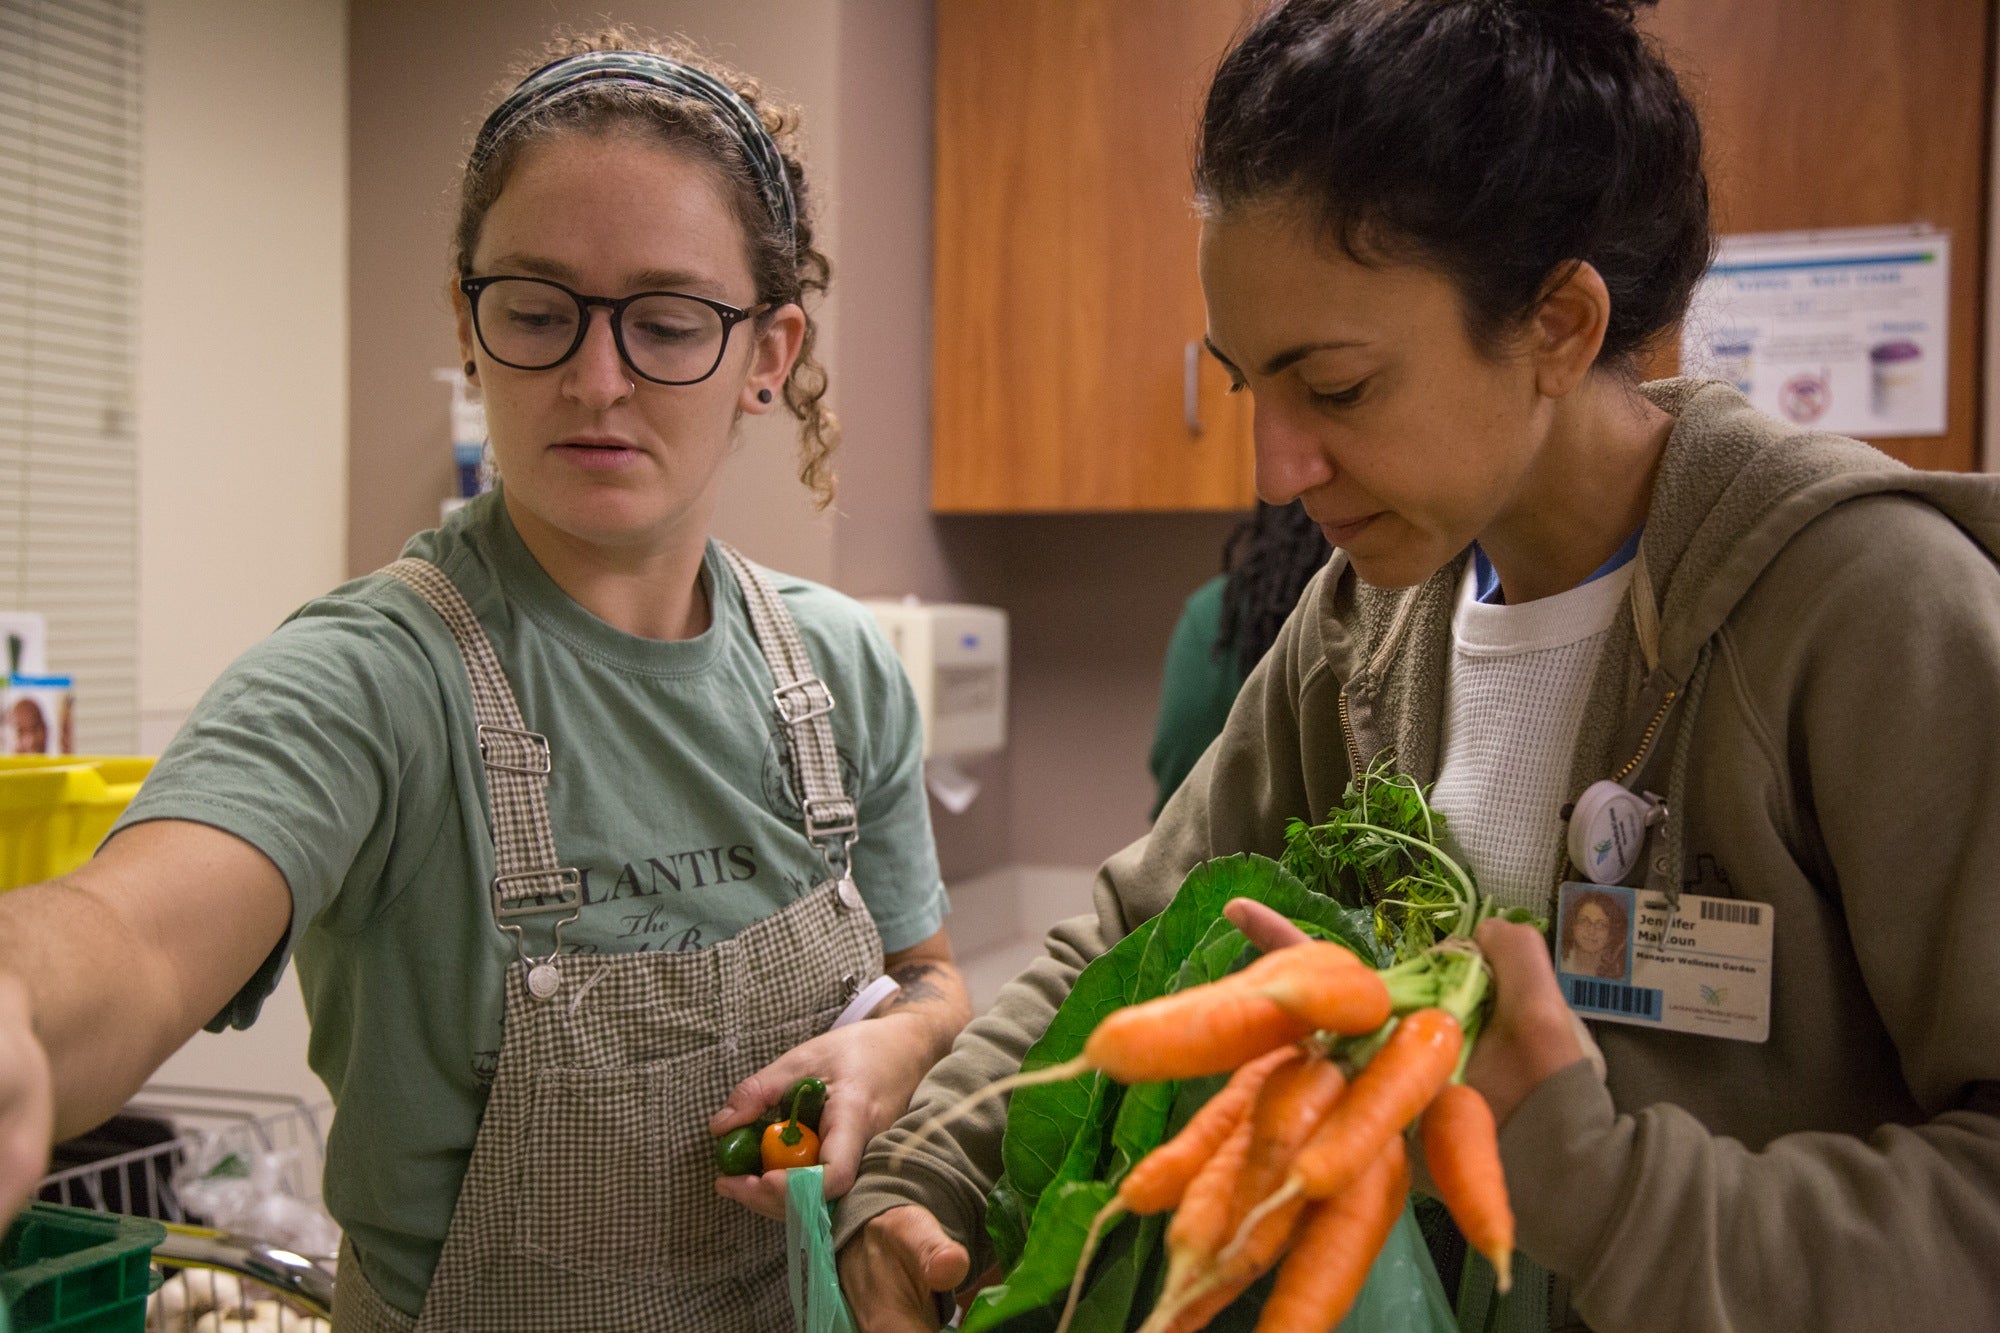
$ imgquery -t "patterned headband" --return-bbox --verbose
[470,50,799,244]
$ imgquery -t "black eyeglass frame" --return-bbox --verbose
[459,274,771,386]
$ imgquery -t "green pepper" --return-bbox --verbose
[714,1125,762,1176]
[785,1077,827,1135]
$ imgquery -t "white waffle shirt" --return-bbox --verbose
[1429,559,1634,914]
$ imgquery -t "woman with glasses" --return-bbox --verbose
[0,29,966,1331]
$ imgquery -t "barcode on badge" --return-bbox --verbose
[1568,977,1663,1020]
[1698,899,1763,926]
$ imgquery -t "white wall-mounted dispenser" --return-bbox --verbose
[434,367,489,522]
[860,599,1008,813]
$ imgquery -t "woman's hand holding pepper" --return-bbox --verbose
[709,932,970,1220]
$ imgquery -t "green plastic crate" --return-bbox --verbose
[1,1204,162,1333]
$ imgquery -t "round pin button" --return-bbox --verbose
[1567,781,1656,885]
[527,963,561,999]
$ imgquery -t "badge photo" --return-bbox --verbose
[1556,883,1636,984]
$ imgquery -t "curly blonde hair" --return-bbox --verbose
[453,26,838,508]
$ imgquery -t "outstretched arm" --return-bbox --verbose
[0,819,292,1215]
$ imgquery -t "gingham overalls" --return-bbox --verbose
[331,545,885,1332]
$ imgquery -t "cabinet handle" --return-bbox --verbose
[1184,339,1204,437]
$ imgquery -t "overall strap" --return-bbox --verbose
[381,558,580,969]
[715,543,859,880]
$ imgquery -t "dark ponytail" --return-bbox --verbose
[1217,502,1330,679]
[1195,0,1712,366]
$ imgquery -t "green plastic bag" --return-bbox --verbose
[786,1166,858,1333]
[1338,1203,1459,1332]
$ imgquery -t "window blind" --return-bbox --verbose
[0,0,140,753]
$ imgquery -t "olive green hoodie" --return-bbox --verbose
[838,380,2000,1331]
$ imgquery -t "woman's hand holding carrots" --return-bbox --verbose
[1108,898,1531,1328]
[1233,899,1587,1126]
[1462,917,1587,1125]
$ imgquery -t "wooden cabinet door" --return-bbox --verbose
[933,0,1257,512]
[1645,0,1991,470]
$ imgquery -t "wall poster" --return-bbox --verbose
[1680,227,1948,438]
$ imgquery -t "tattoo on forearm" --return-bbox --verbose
[885,961,950,1010]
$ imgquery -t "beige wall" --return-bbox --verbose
[141,0,348,1104]
[138,0,349,751]
[348,0,1245,891]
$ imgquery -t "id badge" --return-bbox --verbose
[1554,882,1775,1043]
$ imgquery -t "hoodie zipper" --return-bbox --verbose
[1336,686,1388,906]
[1338,688,1365,778]
[1611,688,1679,785]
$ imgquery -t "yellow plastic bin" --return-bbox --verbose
[0,758,155,893]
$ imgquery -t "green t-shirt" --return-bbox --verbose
[113,491,946,1314]
[1148,575,1244,818]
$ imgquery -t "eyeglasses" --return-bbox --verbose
[459,275,769,386]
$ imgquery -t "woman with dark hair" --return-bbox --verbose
[0,28,966,1330]
[838,1,2000,1328]
[1148,501,1329,816]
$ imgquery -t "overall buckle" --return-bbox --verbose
[477,723,551,776]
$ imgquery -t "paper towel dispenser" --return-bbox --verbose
[860,599,1008,760]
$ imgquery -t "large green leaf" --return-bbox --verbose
[986,1174,1032,1276]
[1064,1212,1165,1333]
[980,853,1399,1329]
[1000,917,1160,1210]
[961,1179,1116,1332]
[1108,917,1253,1178]
[1191,853,1390,967]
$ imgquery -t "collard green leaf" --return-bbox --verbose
[1065,1212,1165,1333]
[1001,917,1161,1208]
[960,1178,1115,1332]
[1108,918,1252,1178]
[1058,1072,1116,1185]
[1183,916,1256,988]
[985,1173,1031,1276]
[1170,854,1389,968]
[985,852,1403,1329]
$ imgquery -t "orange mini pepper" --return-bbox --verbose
[761,1118,821,1171]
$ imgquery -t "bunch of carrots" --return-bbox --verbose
[917,932,1512,1331]
[920,762,1525,1330]
[1051,936,1509,1332]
